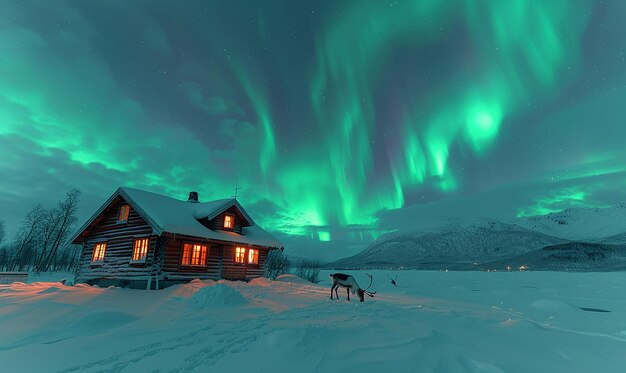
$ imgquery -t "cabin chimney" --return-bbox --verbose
[188,191,199,203]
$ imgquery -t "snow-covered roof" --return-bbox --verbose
[71,187,283,249]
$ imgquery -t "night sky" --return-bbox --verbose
[1,1,625,259]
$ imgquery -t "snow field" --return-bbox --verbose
[0,270,625,372]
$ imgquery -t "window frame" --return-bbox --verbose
[223,214,235,230]
[247,248,259,266]
[117,204,130,224]
[130,237,150,264]
[234,246,246,264]
[180,242,209,267]
[91,242,107,264]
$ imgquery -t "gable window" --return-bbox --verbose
[117,204,130,223]
[131,238,150,263]
[235,247,246,264]
[92,242,106,263]
[248,248,259,265]
[224,214,234,229]
[181,243,208,266]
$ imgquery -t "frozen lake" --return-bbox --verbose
[1,270,625,372]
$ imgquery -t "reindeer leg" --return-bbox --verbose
[330,284,336,299]
[346,287,350,301]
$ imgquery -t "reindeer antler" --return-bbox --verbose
[364,273,373,291]
[363,273,376,295]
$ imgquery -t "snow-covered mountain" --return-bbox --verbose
[515,204,626,242]
[329,204,626,270]
[330,218,566,270]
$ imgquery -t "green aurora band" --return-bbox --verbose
[2,0,624,244]
[306,0,592,237]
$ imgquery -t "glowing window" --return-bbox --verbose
[131,238,149,262]
[248,249,259,265]
[181,243,208,266]
[224,214,234,229]
[92,242,106,263]
[235,247,246,264]
[118,204,130,223]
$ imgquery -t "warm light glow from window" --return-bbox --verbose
[132,238,149,262]
[181,243,208,266]
[92,242,106,262]
[235,247,246,263]
[224,214,234,229]
[248,249,259,265]
[118,204,130,223]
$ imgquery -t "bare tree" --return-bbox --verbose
[66,243,83,273]
[0,220,9,270]
[38,189,80,272]
[33,208,62,272]
[6,189,82,273]
[295,259,322,283]
[10,204,45,271]
[265,250,290,279]
[0,219,5,246]
[0,246,9,271]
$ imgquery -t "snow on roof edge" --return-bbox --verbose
[71,187,283,249]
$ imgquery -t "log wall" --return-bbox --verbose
[160,235,222,280]
[221,245,269,280]
[161,235,271,281]
[76,197,158,283]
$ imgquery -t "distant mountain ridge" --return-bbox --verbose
[515,203,626,243]
[329,204,626,271]
[330,218,566,270]
[484,242,626,272]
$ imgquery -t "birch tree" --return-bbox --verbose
[39,189,80,272]
[11,205,44,271]
[0,219,5,246]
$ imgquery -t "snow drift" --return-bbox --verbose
[188,283,247,308]
[1,271,625,372]
[168,279,248,308]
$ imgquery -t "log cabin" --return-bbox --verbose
[70,187,283,289]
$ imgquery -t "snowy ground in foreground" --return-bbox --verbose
[1,271,625,373]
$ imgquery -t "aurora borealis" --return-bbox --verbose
[1,1,626,258]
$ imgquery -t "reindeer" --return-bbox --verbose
[329,273,376,302]
[389,274,398,287]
